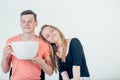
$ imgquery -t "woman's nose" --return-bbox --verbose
[50,33,54,39]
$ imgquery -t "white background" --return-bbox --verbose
[0,0,120,80]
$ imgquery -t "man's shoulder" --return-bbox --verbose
[8,35,20,40]
[7,35,20,43]
[36,36,49,46]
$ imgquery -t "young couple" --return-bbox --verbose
[1,10,90,80]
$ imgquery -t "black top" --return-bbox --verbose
[58,38,90,79]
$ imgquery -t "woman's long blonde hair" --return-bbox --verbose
[39,25,67,71]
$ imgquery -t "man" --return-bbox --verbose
[1,10,53,80]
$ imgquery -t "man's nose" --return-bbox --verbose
[25,22,29,26]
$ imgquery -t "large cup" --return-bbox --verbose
[10,41,39,60]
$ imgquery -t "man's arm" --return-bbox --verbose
[41,56,53,75]
[1,45,12,73]
[32,55,53,76]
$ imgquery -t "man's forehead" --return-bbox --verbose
[21,14,34,18]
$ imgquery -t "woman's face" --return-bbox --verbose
[41,26,60,43]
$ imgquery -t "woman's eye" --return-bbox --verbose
[46,34,49,38]
[51,30,53,32]
[50,30,53,33]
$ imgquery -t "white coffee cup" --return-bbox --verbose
[10,41,39,60]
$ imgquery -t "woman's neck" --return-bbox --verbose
[55,39,63,47]
[56,39,68,58]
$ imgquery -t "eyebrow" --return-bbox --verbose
[49,28,51,32]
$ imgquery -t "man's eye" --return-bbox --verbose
[28,20,33,23]
[21,20,25,23]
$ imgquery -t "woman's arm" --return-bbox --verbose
[61,71,69,80]
[71,38,83,80]
[72,66,80,80]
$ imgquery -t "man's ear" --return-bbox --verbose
[35,21,38,27]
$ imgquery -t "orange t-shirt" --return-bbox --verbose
[7,34,50,80]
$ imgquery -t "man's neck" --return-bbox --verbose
[20,33,36,41]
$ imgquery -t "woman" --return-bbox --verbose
[39,25,90,80]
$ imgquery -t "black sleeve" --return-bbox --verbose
[70,38,84,66]
[58,60,66,73]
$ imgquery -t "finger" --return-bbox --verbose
[32,57,37,62]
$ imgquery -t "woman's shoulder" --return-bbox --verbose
[69,37,83,47]
[71,37,80,43]
[67,37,80,42]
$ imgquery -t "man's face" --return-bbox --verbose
[20,14,38,33]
